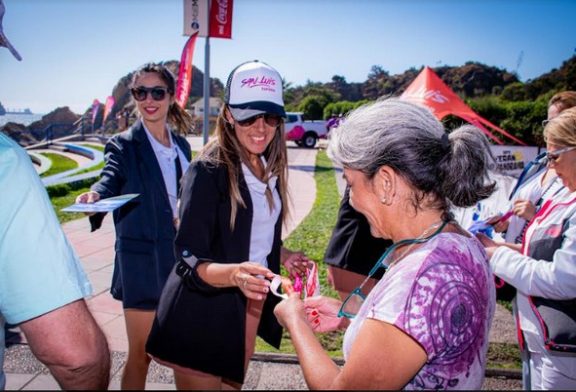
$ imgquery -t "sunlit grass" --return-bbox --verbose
[255,150,343,357]
[40,152,78,178]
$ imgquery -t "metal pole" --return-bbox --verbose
[202,36,210,145]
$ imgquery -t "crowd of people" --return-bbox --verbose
[1,55,575,390]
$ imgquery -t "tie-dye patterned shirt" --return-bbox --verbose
[343,233,495,390]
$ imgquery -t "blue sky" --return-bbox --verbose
[1,0,575,114]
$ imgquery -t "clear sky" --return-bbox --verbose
[1,0,575,114]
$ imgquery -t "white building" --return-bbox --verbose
[190,97,223,117]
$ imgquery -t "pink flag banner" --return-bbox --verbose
[209,0,233,39]
[91,99,100,125]
[102,96,115,123]
[176,32,198,108]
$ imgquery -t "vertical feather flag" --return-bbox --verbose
[91,99,100,126]
[102,96,115,123]
[176,32,198,108]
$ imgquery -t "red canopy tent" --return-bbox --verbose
[400,66,526,146]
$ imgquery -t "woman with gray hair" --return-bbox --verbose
[275,98,497,390]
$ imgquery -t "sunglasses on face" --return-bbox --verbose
[131,86,169,101]
[546,146,576,162]
[236,113,282,128]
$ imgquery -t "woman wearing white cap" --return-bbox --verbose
[146,60,310,389]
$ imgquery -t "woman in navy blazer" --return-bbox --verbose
[146,60,310,389]
[76,63,194,389]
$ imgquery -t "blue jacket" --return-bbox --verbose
[90,121,191,309]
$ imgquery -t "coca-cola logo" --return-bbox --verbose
[215,0,228,24]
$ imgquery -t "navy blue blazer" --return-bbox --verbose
[90,121,191,309]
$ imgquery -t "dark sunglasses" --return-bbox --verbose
[131,86,169,101]
[237,113,282,128]
[546,146,576,162]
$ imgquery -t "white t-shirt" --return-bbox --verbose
[241,159,281,267]
[142,124,189,218]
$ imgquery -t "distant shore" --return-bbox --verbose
[2,109,33,115]
[0,113,43,127]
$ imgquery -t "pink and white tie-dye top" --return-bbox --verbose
[343,233,495,390]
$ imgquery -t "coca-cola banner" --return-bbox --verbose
[176,32,199,108]
[209,0,233,39]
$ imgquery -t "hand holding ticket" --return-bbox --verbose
[61,194,140,213]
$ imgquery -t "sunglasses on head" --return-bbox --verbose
[546,146,576,162]
[236,113,282,128]
[131,86,169,101]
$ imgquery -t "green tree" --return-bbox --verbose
[298,95,328,119]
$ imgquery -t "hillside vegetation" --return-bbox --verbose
[4,56,574,147]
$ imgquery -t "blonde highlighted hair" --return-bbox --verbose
[544,107,576,147]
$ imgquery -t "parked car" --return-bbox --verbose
[284,112,328,148]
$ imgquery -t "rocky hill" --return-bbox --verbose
[0,101,5,115]
[2,107,80,146]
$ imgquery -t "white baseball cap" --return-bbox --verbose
[225,60,286,121]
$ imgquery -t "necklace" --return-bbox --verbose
[384,220,447,270]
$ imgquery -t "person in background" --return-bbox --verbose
[1,132,110,390]
[490,90,576,242]
[75,63,194,389]
[477,107,576,390]
[324,186,392,299]
[275,99,496,390]
[482,90,576,389]
[146,60,310,390]
[450,125,516,241]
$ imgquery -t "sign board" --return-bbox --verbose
[489,145,540,178]
[209,0,233,39]
[183,0,209,37]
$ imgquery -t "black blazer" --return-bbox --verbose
[149,158,283,383]
[324,186,391,277]
[90,121,191,309]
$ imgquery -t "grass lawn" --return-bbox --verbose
[80,143,105,152]
[40,152,78,178]
[51,186,92,223]
[255,149,344,357]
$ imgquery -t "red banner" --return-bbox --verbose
[209,0,233,39]
[91,99,100,125]
[176,32,199,108]
[102,96,115,123]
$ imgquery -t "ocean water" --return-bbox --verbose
[0,113,43,127]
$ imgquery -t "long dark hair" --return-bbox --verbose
[196,106,290,230]
[130,63,194,135]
